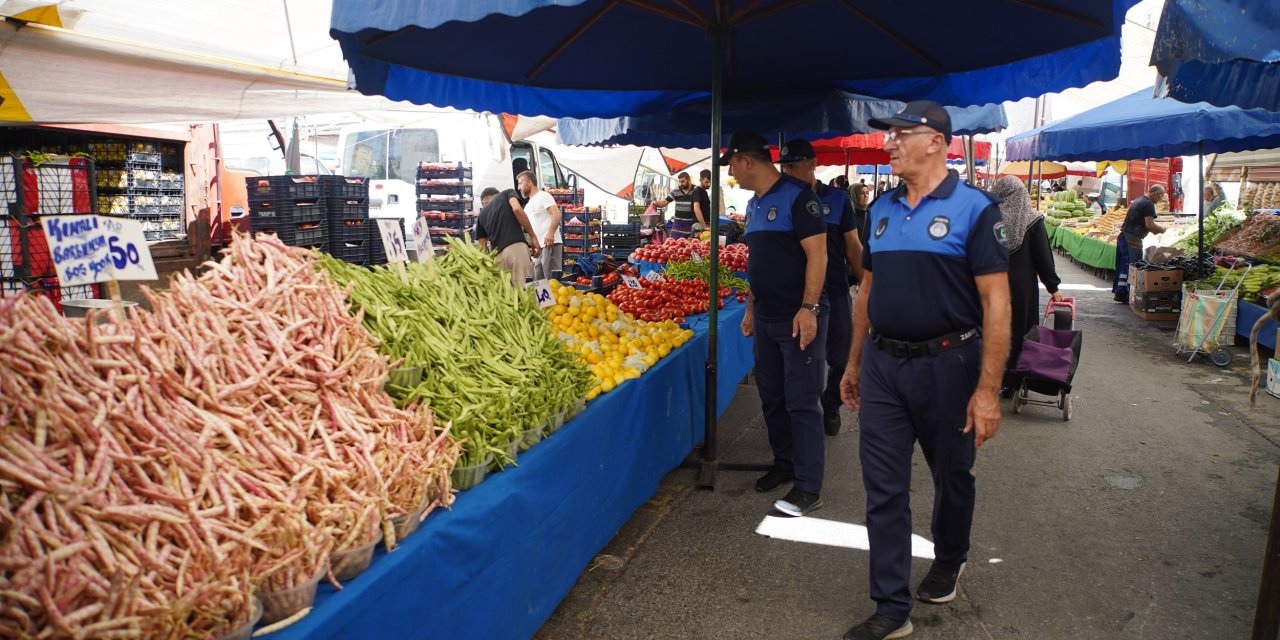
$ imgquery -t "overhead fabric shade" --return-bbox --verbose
[1151,0,1280,111]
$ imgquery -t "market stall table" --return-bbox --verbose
[270,301,753,640]
[1049,224,1117,271]
[1237,299,1280,352]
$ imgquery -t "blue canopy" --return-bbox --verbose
[1005,88,1280,161]
[555,97,1007,147]
[853,165,893,174]
[1151,0,1280,111]
[331,0,1138,118]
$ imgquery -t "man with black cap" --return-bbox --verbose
[726,129,830,517]
[778,138,864,436]
[838,101,1011,640]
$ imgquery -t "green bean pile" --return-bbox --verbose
[664,259,750,291]
[319,239,591,467]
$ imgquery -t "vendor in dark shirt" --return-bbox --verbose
[654,172,699,239]
[1112,184,1166,302]
[475,187,542,286]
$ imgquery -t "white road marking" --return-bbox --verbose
[1057,283,1112,292]
[755,515,935,559]
[989,558,1003,564]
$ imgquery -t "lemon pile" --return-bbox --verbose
[547,280,694,401]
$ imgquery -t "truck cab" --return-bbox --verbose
[338,120,567,251]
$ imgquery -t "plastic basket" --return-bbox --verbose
[319,175,368,199]
[519,424,547,451]
[390,502,429,543]
[246,175,322,200]
[331,530,383,582]
[451,455,492,491]
[214,598,262,640]
[259,572,322,624]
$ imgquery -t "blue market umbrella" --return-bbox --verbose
[556,95,1007,147]
[1151,0,1280,111]
[331,0,1138,487]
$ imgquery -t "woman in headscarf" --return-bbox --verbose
[849,182,871,245]
[992,176,1064,397]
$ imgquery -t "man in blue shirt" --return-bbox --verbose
[726,129,829,517]
[779,139,864,436]
[839,102,1011,640]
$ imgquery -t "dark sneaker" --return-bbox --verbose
[773,487,823,517]
[843,614,913,640]
[1113,293,1128,303]
[755,467,794,493]
[824,411,841,436]
[916,561,966,603]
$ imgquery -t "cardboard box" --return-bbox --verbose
[1268,359,1280,400]
[1131,268,1183,293]
[1133,291,1182,314]
[1133,308,1180,322]
[1143,246,1184,264]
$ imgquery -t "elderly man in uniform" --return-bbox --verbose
[839,101,1011,640]
[778,138,864,436]
[727,130,829,517]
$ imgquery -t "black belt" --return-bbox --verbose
[870,327,980,359]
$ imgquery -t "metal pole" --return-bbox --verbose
[964,135,976,186]
[1198,143,1205,258]
[698,18,726,490]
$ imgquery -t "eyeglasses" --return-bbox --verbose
[885,128,940,142]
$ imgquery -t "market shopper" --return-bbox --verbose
[1086,192,1105,215]
[518,171,563,280]
[692,169,713,230]
[841,101,1011,640]
[475,186,542,286]
[654,172,699,238]
[1112,184,1166,303]
[991,176,1062,397]
[727,129,829,517]
[851,182,872,244]
[779,138,863,437]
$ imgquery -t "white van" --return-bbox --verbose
[337,115,570,251]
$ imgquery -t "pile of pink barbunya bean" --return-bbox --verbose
[0,236,460,638]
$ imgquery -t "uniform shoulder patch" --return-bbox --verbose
[874,217,889,238]
[805,200,822,218]
[928,215,951,240]
[993,220,1009,248]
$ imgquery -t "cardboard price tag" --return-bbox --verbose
[533,279,555,308]
[43,215,157,287]
[690,252,703,263]
[622,274,642,289]
[411,217,434,263]
[644,271,666,283]
[377,218,409,264]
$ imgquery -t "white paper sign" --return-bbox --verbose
[377,218,408,264]
[691,252,703,263]
[533,279,555,308]
[43,215,156,287]
[644,271,666,283]
[101,217,158,281]
[622,275,642,289]
[718,235,727,246]
[411,217,434,263]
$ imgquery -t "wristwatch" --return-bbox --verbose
[800,303,820,315]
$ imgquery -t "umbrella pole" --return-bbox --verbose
[696,19,726,490]
[1198,143,1204,258]
[964,135,976,186]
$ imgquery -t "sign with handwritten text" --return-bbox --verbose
[377,218,408,264]
[412,216,434,263]
[43,215,156,286]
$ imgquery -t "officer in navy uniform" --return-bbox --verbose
[725,130,830,518]
[778,138,864,437]
[839,102,1011,640]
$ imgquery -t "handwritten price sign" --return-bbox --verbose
[377,218,409,264]
[643,271,666,283]
[533,279,555,308]
[622,274,642,289]
[43,215,157,286]
[411,217,434,263]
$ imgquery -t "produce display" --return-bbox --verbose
[1184,261,1280,303]
[608,275,736,323]
[1214,212,1280,261]
[319,239,592,470]
[664,258,750,292]
[1171,209,1244,252]
[628,238,748,272]
[1075,208,1127,243]
[1242,182,1280,211]
[1045,190,1090,219]
[0,236,458,637]
[546,281,693,400]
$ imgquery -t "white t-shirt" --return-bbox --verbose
[524,190,562,244]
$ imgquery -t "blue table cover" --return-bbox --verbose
[1237,299,1279,351]
[270,302,752,639]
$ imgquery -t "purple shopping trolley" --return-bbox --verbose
[1011,322,1083,422]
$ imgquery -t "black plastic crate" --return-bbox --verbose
[333,223,370,246]
[250,200,325,225]
[602,222,641,236]
[326,199,369,223]
[319,175,369,199]
[417,163,473,180]
[246,175,322,200]
[417,198,471,213]
[416,180,469,196]
[330,244,371,265]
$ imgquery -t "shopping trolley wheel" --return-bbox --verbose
[1210,347,1232,367]
[1062,395,1072,422]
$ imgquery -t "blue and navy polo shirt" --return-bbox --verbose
[815,183,857,296]
[745,175,828,322]
[862,170,1008,342]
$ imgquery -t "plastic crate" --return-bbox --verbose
[417,163,473,180]
[602,222,641,236]
[326,199,369,224]
[127,151,161,164]
[246,175,322,201]
[333,223,370,246]
[250,200,325,225]
[319,175,369,199]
